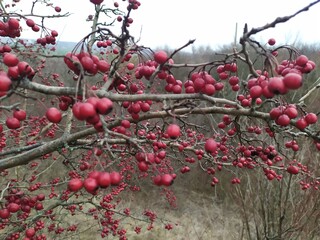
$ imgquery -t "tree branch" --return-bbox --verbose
[241,0,320,39]
[19,79,240,106]
[0,106,268,170]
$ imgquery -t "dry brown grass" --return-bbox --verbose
[66,187,244,240]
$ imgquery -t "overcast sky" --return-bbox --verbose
[15,0,320,50]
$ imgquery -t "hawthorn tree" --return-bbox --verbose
[0,0,320,239]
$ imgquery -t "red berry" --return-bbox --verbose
[219,72,228,80]
[79,102,96,119]
[97,60,110,72]
[205,138,217,153]
[51,30,58,37]
[305,113,318,124]
[32,25,40,32]
[166,124,181,139]
[3,53,19,67]
[276,114,290,127]
[138,161,149,172]
[154,50,168,64]
[88,171,101,179]
[229,76,239,86]
[127,63,135,70]
[295,118,308,130]
[284,106,298,119]
[6,117,20,129]
[7,203,20,213]
[80,56,94,72]
[54,6,61,12]
[283,73,302,90]
[35,202,43,210]
[25,228,36,238]
[13,109,26,121]
[110,172,122,185]
[17,61,32,76]
[287,165,299,175]
[0,209,10,219]
[161,174,174,186]
[121,120,131,128]
[268,77,287,94]
[37,194,45,201]
[203,84,216,96]
[96,98,113,115]
[295,55,308,66]
[97,172,111,188]
[269,107,282,120]
[7,66,20,79]
[249,85,262,98]
[46,107,62,123]
[83,177,99,193]
[153,175,162,186]
[26,19,35,27]
[64,53,80,74]
[68,178,83,192]
[268,38,276,46]
[8,18,20,30]
[193,77,206,92]
[85,97,99,109]
[0,73,12,91]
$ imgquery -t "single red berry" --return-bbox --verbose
[46,107,62,123]
[154,50,168,64]
[287,165,299,175]
[166,124,181,139]
[205,138,217,153]
[68,178,83,192]
[268,38,276,46]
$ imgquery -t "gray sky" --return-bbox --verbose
[15,0,320,50]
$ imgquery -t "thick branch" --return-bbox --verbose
[0,106,269,170]
[19,79,239,106]
[0,127,95,170]
[19,80,77,96]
